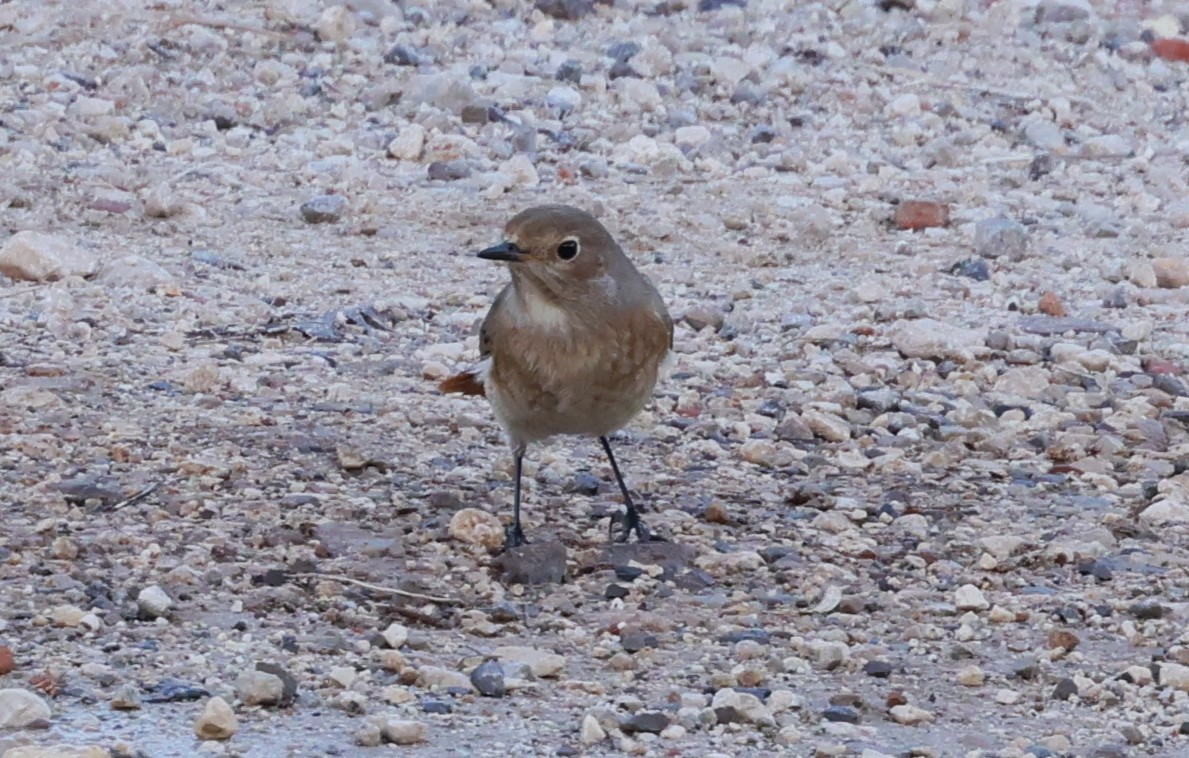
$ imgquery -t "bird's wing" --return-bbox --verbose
[438,286,509,397]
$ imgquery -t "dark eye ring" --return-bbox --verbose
[556,240,579,260]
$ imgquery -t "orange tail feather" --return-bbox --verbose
[439,371,486,397]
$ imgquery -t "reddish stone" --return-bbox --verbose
[895,200,949,230]
[1038,291,1066,317]
[1152,37,1189,63]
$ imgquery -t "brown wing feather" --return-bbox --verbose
[437,286,508,397]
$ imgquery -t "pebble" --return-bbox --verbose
[622,711,670,734]
[0,688,51,728]
[0,231,98,282]
[889,319,984,361]
[234,670,285,706]
[954,584,990,611]
[580,713,606,745]
[957,665,985,686]
[136,585,173,620]
[110,684,142,710]
[889,704,934,725]
[447,508,504,550]
[0,646,13,676]
[387,125,426,161]
[378,718,427,745]
[380,623,409,650]
[974,217,1029,260]
[1153,258,1189,288]
[895,200,949,230]
[493,646,565,678]
[300,195,346,224]
[194,697,238,740]
[1138,499,1189,524]
[470,660,506,697]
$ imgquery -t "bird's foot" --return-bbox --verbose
[609,508,666,544]
[502,523,530,552]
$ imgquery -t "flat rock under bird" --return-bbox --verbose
[440,205,674,551]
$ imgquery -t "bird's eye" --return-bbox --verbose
[556,239,580,260]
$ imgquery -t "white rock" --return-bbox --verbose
[957,665,985,686]
[711,688,770,723]
[327,666,356,688]
[675,125,712,149]
[1153,258,1189,289]
[136,585,173,619]
[96,255,175,291]
[1022,119,1063,150]
[0,688,51,728]
[418,666,473,691]
[0,231,98,282]
[580,713,606,745]
[888,318,984,361]
[234,670,285,706]
[802,409,851,442]
[994,688,1019,705]
[387,124,426,161]
[738,440,794,468]
[447,508,504,550]
[887,93,920,117]
[954,583,989,611]
[315,5,356,42]
[143,182,184,218]
[979,535,1025,559]
[497,154,538,189]
[993,366,1051,399]
[194,696,237,740]
[545,86,582,112]
[493,646,565,678]
[378,718,427,745]
[889,704,934,725]
[1139,498,1189,525]
[1127,261,1158,288]
[49,604,87,628]
[381,622,409,650]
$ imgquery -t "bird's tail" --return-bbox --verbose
[439,370,486,397]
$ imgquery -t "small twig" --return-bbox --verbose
[111,481,164,510]
[167,15,288,39]
[0,287,37,300]
[292,572,460,606]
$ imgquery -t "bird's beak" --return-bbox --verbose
[477,241,524,263]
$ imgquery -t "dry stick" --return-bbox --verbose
[291,572,461,606]
[112,481,164,510]
[166,15,289,39]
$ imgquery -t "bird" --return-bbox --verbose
[439,205,674,551]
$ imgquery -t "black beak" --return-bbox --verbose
[477,241,524,262]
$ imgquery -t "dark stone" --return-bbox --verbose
[555,60,583,83]
[460,105,494,124]
[1017,316,1116,335]
[421,698,452,714]
[613,565,644,582]
[699,0,745,9]
[426,160,472,181]
[608,60,638,79]
[498,540,567,585]
[822,705,860,724]
[1026,747,1055,758]
[719,629,770,645]
[621,711,669,734]
[299,195,346,224]
[384,44,422,66]
[949,257,990,281]
[1013,660,1040,680]
[470,660,506,698]
[713,706,745,724]
[1077,559,1113,581]
[863,660,893,678]
[734,687,770,701]
[535,0,597,20]
[751,125,776,143]
[605,584,630,600]
[606,41,640,62]
[620,632,658,653]
[570,472,600,495]
[143,679,210,704]
[1050,677,1078,700]
[1130,602,1165,620]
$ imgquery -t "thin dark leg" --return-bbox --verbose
[600,436,654,543]
[503,447,528,551]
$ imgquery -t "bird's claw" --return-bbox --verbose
[502,524,530,552]
[609,509,663,544]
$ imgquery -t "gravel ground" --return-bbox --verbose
[3,0,1189,756]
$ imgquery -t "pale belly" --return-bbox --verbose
[485,343,668,446]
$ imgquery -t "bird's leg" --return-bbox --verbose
[503,446,529,551]
[600,436,659,543]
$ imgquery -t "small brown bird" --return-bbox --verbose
[440,205,673,550]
